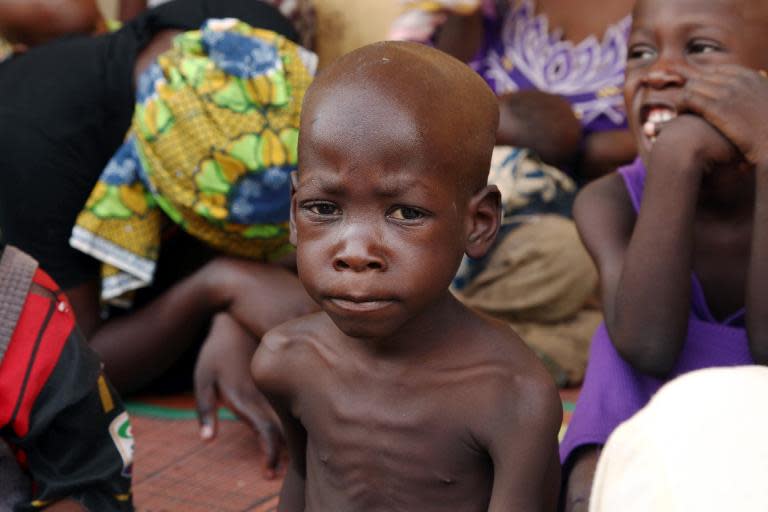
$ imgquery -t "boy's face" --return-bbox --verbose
[625,0,768,162]
[291,91,473,339]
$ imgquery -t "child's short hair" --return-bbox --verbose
[300,41,499,191]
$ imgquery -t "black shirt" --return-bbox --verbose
[0,0,298,290]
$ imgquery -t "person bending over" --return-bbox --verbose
[0,0,318,473]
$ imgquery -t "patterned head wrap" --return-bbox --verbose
[71,19,316,302]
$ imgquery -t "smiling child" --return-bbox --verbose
[251,41,562,512]
[558,0,768,509]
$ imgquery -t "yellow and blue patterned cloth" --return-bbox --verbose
[70,18,316,302]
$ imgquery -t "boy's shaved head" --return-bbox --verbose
[300,41,499,192]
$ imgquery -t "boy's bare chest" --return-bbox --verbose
[296,369,493,511]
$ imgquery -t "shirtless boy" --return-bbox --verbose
[561,0,768,508]
[251,41,562,512]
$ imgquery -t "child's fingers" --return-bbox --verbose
[225,387,284,477]
[680,79,724,115]
[677,65,768,164]
[195,378,219,441]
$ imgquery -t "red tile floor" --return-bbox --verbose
[129,390,579,511]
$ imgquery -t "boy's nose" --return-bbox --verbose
[332,237,386,273]
[641,67,685,89]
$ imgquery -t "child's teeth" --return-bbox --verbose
[647,109,676,124]
[643,121,656,137]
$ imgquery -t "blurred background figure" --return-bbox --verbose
[389,0,637,387]
[0,0,318,471]
[0,0,106,58]
[117,0,316,49]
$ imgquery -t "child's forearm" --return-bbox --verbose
[85,260,232,393]
[609,152,701,376]
[747,163,768,362]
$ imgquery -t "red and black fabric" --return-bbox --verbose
[0,246,133,511]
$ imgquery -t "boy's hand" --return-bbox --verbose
[650,113,739,174]
[679,65,768,168]
[195,313,283,477]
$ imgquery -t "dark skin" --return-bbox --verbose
[434,0,637,179]
[64,28,318,474]
[565,0,768,509]
[0,0,106,50]
[119,0,147,21]
[252,42,562,512]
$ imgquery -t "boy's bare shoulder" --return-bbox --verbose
[251,312,340,393]
[461,310,562,436]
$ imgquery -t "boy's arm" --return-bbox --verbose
[673,64,768,362]
[251,330,308,511]
[575,117,728,376]
[273,413,307,512]
[478,369,562,512]
[657,64,768,362]
[68,258,314,454]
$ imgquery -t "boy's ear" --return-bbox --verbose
[289,171,299,247]
[465,185,501,259]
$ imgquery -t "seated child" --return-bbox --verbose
[559,0,768,508]
[0,245,133,511]
[251,41,562,511]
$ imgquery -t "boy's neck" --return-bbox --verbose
[341,292,470,363]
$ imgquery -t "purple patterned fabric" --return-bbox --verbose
[470,0,630,135]
[559,157,752,465]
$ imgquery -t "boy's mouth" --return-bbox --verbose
[640,105,678,148]
[327,296,396,313]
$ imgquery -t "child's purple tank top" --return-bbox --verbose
[559,157,752,466]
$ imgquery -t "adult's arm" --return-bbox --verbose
[496,90,583,169]
[67,257,315,394]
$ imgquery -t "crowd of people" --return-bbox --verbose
[1,0,767,509]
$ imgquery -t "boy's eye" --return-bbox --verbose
[628,44,656,61]
[687,40,721,54]
[389,206,426,221]
[304,202,341,216]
